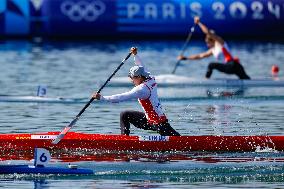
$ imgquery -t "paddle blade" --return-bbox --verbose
[52,117,79,144]
[51,126,71,144]
[172,60,181,74]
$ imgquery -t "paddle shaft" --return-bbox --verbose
[74,52,132,119]
[172,25,196,74]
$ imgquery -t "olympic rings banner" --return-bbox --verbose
[0,0,283,37]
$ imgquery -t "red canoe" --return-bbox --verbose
[0,132,284,152]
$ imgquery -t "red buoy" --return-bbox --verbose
[271,65,279,76]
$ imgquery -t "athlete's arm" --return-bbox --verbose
[195,17,224,46]
[189,49,213,60]
[178,49,213,61]
[93,85,150,103]
[131,47,151,74]
[131,47,143,66]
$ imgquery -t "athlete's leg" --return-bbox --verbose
[206,62,236,78]
[234,63,250,79]
[206,63,220,78]
[120,110,154,135]
[156,121,181,136]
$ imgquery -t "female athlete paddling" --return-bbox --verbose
[178,17,250,80]
[93,47,180,136]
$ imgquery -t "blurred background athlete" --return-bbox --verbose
[178,17,250,80]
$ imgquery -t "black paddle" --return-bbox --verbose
[171,25,196,74]
[52,51,132,144]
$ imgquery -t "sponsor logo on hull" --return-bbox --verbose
[139,135,169,141]
[31,135,57,139]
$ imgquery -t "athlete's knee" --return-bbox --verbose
[120,111,131,121]
[120,111,126,119]
[208,62,217,70]
[120,110,130,118]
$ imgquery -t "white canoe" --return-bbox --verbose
[110,74,284,87]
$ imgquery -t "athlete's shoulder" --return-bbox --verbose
[133,83,147,92]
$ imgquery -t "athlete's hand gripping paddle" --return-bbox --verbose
[52,50,133,144]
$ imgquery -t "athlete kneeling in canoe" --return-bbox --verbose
[178,17,250,80]
[93,47,180,136]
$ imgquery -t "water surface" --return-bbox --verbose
[0,39,283,188]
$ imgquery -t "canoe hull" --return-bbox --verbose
[0,132,283,152]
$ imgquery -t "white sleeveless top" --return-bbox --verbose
[212,42,235,63]
[138,77,167,124]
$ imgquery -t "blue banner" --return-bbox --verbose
[6,0,29,35]
[115,0,284,37]
[1,0,284,37]
[0,1,5,35]
[45,0,116,36]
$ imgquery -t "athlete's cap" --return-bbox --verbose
[128,66,150,78]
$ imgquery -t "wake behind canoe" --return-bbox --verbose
[0,132,283,152]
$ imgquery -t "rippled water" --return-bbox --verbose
[0,39,284,188]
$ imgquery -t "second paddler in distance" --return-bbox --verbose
[93,47,180,136]
[178,16,250,80]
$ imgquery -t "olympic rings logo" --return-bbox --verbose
[61,0,106,22]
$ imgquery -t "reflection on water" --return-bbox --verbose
[206,87,245,98]
[2,159,284,189]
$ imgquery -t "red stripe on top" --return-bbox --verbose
[221,47,234,63]
[139,98,167,124]
[138,81,167,124]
